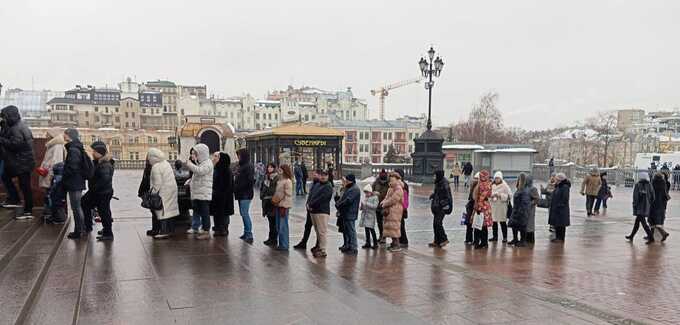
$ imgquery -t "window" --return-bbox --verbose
[142,108,146,114]
[115,117,120,122]
[94,106,98,112]
[85,111,89,117]
[132,112,135,118]
[383,145,388,152]
[69,105,74,111]
[112,138,120,145]
[95,116,100,122]
[132,122,136,128]
[105,107,109,113]
[91,135,97,143]
[115,107,119,113]
[383,133,387,140]
[125,112,129,118]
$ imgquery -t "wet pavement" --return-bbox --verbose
[2,169,679,324]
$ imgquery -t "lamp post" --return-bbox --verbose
[411,46,445,183]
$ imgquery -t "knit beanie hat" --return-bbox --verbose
[64,128,80,141]
[345,174,356,183]
[90,141,107,156]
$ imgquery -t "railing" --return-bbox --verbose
[532,163,680,189]
[341,162,412,179]
[115,160,147,169]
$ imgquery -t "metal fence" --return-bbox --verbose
[532,164,680,189]
[341,163,413,180]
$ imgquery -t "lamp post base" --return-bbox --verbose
[410,130,444,184]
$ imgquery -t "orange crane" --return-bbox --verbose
[370,77,422,120]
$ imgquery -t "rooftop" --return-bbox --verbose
[145,80,177,88]
[442,144,485,150]
[245,123,343,138]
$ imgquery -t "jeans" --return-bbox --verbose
[82,192,113,236]
[2,172,33,212]
[464,175,470,187]
[275,208,289,249]
[238,200,253,238]
[453,176,460,190]
[310,213,329,252]
[295,179,303,195]
[433,212,448,244]
[594,197,608,211]
[298,212,313,246]
[68,191,85,233]
[341,219,357,250]
[629,215,652,239]
[399,210,409,245]
[191,200,211,231]
[586,195,596,215]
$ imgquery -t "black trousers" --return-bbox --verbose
[465,223,474,243]
[2,172,33,212]
[266,214,278,243]
[399,210,409,245]
[554,226,566,240]
[630,215,652,239]
[433,212,448,244]
[512,227,526,243]
[213,213,230,233]
[586,195,596,215]
[473,227,488,246]
[594,197,608,211]
[298,212,313,245]
[376,207,384,239]
[364,227,377,245]
[491,222,508,240]
[82,192,112,235]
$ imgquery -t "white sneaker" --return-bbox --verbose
[15,213,34,220]
[186,228,198,234]
[154,233,170,239]
[197,229,205,234]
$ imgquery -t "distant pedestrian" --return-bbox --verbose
[372,169,390,243]
[63,128,88,239]
[381,172,405,252]
[581,168,601,217]
[627,172,654,244]
[301,161,308,194]
[146,148,179,240]
[548,157,555,176]
[254,162,265,189]
[451,162,462,191]
[462,162,473,188]
[335,174,360,255]
[210,152,234,237]
[526,176,539,243]
[472,170,493,249]
[185,143,214,240]
[509,173,530,247]
[294,170,319,250]
[294,162,304,195]
[429,170,452,248]
[673,164,680,191]
[464,172,479,245]
[272,164,293,251]
[234,148,255,243]
[396,168,409,248]
[261,163,279,246]
[549,173,571,243]
[306,169,333,257]
[0,105,35,219]
[593,172,611,215]
[359,184,379,249]
[38,128,65,220]
[489,171,511,243]
[82,141,115,241]
[649,172,670,242]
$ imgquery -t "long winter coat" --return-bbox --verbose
[632,179,655,218]
[649,175,669,225]
[62,140,86,191]
[549,179,571,227]
[260,172,278,217]
[490,181,512,222]
[234,149,255,200]
[474,171,493,226]
[38,132,66,188]
[273,177,293,209]
[581,173,601,196]
[210,152,235,218]
[431,174,452,215]
[88,154,115,196]
[336,183,360,221]
[359,194,378,228]
[510,186,531,229]
[148,148,179,220]
[0,106,35,177]
[381,180,404,238]
[527,176,539,232]
[186,144,213,201]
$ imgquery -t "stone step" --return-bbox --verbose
[0,211,42,273]
[0,216,69,325]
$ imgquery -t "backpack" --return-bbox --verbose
[82,150,95,179]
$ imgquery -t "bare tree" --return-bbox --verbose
[454,91,507,144]
[587,111,618,167]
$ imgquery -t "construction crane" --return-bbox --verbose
[370,77,422,120]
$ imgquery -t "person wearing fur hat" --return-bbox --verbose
[63,128,89,239]
[38,128,65,219]
[490,171,512,243]
[359,184,379,249]
[381,172,404,252]
[81,141,115,241]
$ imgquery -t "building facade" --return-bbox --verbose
[0,88,63,117]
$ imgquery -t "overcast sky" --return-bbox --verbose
[2,0,679,130]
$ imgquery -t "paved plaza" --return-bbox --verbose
[1,169,679,324]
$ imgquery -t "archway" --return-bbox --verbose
[199,129,221,153]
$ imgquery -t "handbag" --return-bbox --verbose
[36,167,49,177]
[538,197,551,209]
[141,189,163,210]
[472,213,484,230]
[460,212,468,225]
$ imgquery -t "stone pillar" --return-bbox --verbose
[410,130,444,184]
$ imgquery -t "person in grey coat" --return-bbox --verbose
[627,172,655,244]
[525,176,539,243]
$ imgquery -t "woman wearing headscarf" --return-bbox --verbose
[489,171,511,243]
[549,173,571,242]
[429,170,452,248]
[473,170,493,249]
[147,148,179,239]
[525,175,539,243]
[210,152,234,237]
[38,128,65,220]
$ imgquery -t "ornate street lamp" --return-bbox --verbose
[411,46,445,183]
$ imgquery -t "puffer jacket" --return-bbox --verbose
[62,140,86,191]
[88,154,115,196]
[381,179,404,238]
[148,148,179,220]
[38,132,66,188]
[186,143,213,201]
[0,106,35,176]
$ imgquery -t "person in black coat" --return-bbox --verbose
[649,172,670,242]
[63,128,89,239]
[627,172,655,243]
[307,170,333,257]
[210,152,234,237]
[261,163,279,246]
[548,173,571,242]
[81,141,115,241]
[335,174,360,254]
[462,162,473,188]
[395,168,409,247]
[138,160,160,236]
[301,162,308,194]
[594,172,611,215]
[234,148,255,242]
[509,173,531,247]
[0,106,35,218]
[429,170,452,248]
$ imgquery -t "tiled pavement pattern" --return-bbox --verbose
[1,169,679,324]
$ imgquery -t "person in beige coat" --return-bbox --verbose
[490,171,512,243]
[273,164,293,250]
[380,172,404,252]
[38,128,65,218]
[580,168,602,216]
[147,148,179,239]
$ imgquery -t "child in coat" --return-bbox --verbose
[359,184,379,249]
